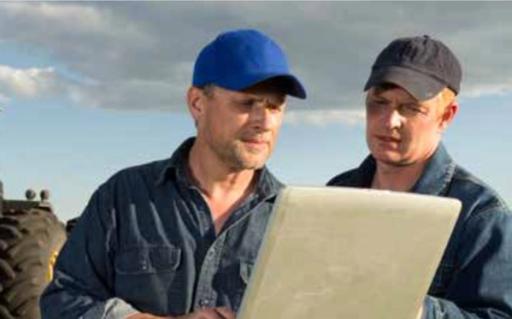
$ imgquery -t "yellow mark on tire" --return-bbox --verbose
[47,250,59,282]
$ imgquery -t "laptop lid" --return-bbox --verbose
[238,186,461,319]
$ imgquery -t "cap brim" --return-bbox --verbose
[220,72,307,99]
[364,66,445,101]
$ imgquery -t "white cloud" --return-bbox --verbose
[0,2,512,123]
[0,64,67,99]
[462,81,512,99]
[4,2,105,31]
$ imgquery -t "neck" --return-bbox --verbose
[188,141,256,198]
[187,139,258,235]
[372,141,440,192]
[372,160,426,192]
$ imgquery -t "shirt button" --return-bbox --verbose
[199,298,211,308]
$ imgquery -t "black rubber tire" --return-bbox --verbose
[65,217,79,236]
[0,208,66,319]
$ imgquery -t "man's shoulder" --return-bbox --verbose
[449,164,510,218]
[103,158,171,190]
[326,168,360,187]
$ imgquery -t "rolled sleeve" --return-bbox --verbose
[81,298,139,319]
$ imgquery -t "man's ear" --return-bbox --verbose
[439,101,458,131]
[187,86,205,123]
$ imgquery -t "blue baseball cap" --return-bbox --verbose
[192,29,307,99]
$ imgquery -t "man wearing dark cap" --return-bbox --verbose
[328,36,512,318]
[41,29,306,319]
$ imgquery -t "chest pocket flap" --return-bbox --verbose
[115,245,182,275]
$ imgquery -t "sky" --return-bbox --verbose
[0,2,511,222]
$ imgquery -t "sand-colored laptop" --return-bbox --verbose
[238,186,461,319]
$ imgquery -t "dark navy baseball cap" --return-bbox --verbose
[364,35,462,101]
[192,29,307,99]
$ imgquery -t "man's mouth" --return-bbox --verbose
[242,137,269,148]
[376,135,401,144]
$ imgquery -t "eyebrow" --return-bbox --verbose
[236,94,286,104]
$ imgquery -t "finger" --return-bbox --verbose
[214,307,236,319]
[197,308,226,319]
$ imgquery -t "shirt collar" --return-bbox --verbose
[254,167,284,200]
[410,143,456,196]
[156,137,195,186]
[156,137,283,199]
[353,155,377,188]
[355,143,456,195]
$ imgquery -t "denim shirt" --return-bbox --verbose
[327,144,512,319]
[40,138,283,318]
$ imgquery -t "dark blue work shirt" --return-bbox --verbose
[41,138,283,318]
[328,144,512,319]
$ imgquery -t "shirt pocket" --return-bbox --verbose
[115,245,182,275]
[113,245,184,314]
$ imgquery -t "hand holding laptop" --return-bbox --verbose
[174,307,235,319]
[126,307,235,319]
[416,305,424,319]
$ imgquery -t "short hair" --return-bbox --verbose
[197,84,216,98]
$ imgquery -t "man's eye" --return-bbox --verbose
[232,99,254,111]
[267,103,284,112]
[399,104,427,116]
[405,105,419,112]
[239,99,255,107]
[368,100,386,108]
[405,105,423,113]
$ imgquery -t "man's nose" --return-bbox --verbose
[251,105,275,130]
[382,108,403,129]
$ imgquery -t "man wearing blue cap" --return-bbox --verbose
[41,29,306,319]
[328,36,512,318]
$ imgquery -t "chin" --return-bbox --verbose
[373,151,406,165]
[375,154,418,167]
[231,153,268,170]
[242,157,267,170]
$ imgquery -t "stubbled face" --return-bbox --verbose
[191,83,286,171]
[365,85,454,167]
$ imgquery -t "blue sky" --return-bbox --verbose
[0,2,511,222]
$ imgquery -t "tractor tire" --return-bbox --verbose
[0,208,66,319]
[65,217,79,236]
